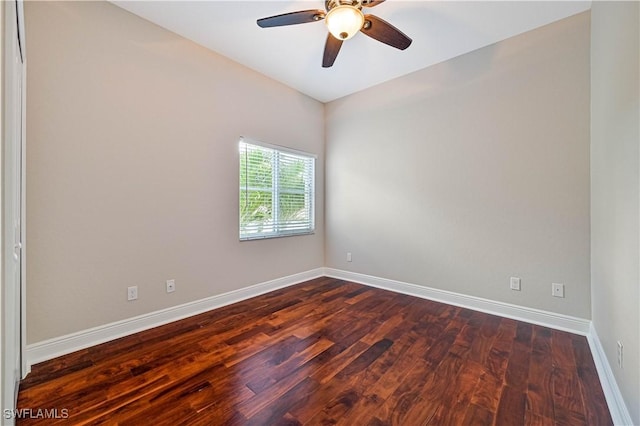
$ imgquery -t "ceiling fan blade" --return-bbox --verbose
[257,10,325,28]
[360,14,412,50]
[322,34,343,68]
[362,0,386,7]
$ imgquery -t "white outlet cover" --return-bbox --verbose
[166,279,176,293]
[127,286,138,301]
[510,277,521,291]
[552,283,565,298]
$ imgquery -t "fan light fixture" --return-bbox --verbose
[325,5,364,40]
[257,0,413,68]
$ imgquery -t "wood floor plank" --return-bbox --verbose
[427,360,485,425]
[551,330,589,426]
[310,333,417,425]
[368,358,437,425]
[496,384,526,425]
[245,376,320,426]
[358,332,423,401]
[462,403,494,425]
[17,279,611,425]
[299,339,397,423]
[467,313,502,364]
[527,326,554,420]
[570,334,614,426]
[525,411,555,426]
[308,341,370,385]
[469,370,504,416]
[237,344,344,420]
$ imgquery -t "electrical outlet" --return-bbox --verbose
[347,252,352,262]
[617,341,623,368]
[510,277,521,291]
[166,279,175,293]
[127,286,138,301]
[552,283,565,298]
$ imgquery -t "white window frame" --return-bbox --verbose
[239,137,316,241]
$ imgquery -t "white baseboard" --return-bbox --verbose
[324,268,591,335]
[25,268,325,369]
[587,323,634,426]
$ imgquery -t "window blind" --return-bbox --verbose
[239,138,315,240]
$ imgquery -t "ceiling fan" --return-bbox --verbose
[257,0,412,68]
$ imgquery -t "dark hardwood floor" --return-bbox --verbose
[17,277,612,425]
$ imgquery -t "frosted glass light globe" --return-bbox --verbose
[325,5,365,40]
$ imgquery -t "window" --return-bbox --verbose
[239,138,315,240]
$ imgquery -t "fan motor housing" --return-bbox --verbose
[325,0,364,12]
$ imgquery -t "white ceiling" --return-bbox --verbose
[111,1,591,103]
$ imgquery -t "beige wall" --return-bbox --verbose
[25,1,325,343]
[590,2,640,423]
[325,12,591,319]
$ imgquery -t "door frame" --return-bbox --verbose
[1,0,26,421]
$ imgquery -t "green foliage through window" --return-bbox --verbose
[239,139,315,240]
